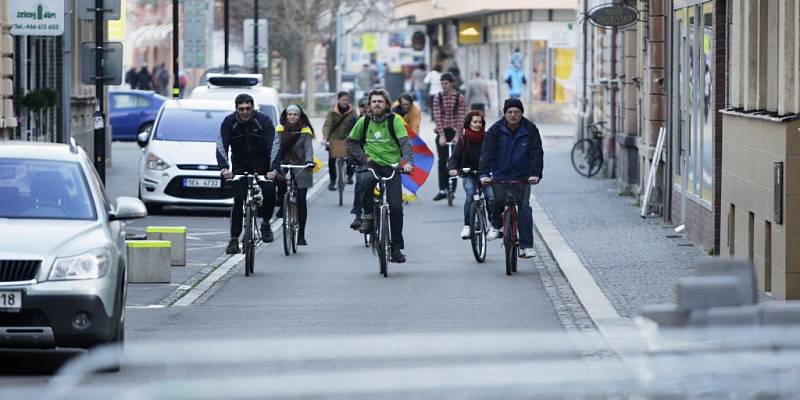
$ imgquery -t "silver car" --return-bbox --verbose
[0,141,146,349]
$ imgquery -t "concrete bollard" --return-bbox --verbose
[127,240,171,283]
[676,276,744,310]
[146,226,187,266]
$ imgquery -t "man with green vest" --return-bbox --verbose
[346,89,414,263]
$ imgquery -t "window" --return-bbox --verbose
[0,159,96,220]
[153,109,230,142]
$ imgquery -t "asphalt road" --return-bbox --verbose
[0,122,582,399]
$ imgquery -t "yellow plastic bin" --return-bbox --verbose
[127,240,171,283]
[146,226,187,266]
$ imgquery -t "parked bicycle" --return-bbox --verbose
[490,181,530,276]
[227,173,268,276]
[364,164,405,278]
[279,164,312,256]
[460,168,488,263]
[571,121,607,178]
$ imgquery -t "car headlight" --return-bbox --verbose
[49,248,111,281]
[146,152,171,171]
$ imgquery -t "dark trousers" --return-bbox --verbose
[359,165,404,249]
[350,167,367,216]
[230,179,275,238]
[490,184,533,248]
[328,154,354,183]
[435,134,457,192]
[262,180,309,238]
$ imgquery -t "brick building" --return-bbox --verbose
[0,3,15,138]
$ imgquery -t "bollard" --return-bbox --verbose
[146,226,187,266]
[127,240,171,283]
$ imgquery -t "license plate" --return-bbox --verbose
[0,291,21,309]
[184,178,220,188]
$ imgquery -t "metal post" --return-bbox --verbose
[173,0,179,98]
[253,0,258,73]
[224,0,229,74]
[61,0,71,143]
[94,0,106,182]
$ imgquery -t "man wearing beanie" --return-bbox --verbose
[478,98,543,259]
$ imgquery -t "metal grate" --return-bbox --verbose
[0,260,41,282]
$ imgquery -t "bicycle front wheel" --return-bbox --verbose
[290,201,299,254]
[469,201,487,263]
[244,205,254,276]
[503,209,515,276]
[571,139,603,178]
[378,208,390,277]
[337,159,345,206]
[282,194,291,256]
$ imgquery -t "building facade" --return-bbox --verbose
[0,2,15,138]
[394,0,578,122]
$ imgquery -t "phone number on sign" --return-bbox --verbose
[15,24,61,30]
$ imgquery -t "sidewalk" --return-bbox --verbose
[532,137,710,318]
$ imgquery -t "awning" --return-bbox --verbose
[129,23,173,47]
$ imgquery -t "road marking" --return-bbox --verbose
[169,172,331,307]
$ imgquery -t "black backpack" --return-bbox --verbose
[358,113,400,149]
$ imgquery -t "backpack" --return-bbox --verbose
[358,113,400,149]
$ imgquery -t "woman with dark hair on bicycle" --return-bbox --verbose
[448,110,494,239]
[266,104,315,246]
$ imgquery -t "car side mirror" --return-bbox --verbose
[110,196,148,220]
[137,132,150,148]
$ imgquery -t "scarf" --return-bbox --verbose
[338,104,351,114]
[279,121,304,162]
[464,127,485,144]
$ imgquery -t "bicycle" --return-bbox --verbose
[446,142,456,207]
[489,181,530,276]
[227,173,267,276]
[571,121,607,178]
[364,164,404,278]
[460,168,488,263]
[279,164,312,256]
[335,157,347,206]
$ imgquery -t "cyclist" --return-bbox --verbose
[323,91,358,190]
[349,97,371,230]
[448,110,494,239]
[266,105,315,246]
[216,94,276,254]
[478,98,543,259]
[432,72,466,201]
[391,93,421,134]
[346,88,414,263]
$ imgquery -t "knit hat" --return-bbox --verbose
[503,98,524,114]
[286,104,301,114]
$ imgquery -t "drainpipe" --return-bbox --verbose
[608,26,618,177]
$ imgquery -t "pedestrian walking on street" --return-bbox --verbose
[216,94,277,254]
[504,53,527,100]
[478,98,543,259]
[323,91,358,191]
[156,63,170,96]
[137,65,153,91]
[432,72,466,201]
[348,97,371,230]
[125,66,138,89]
[465,72,492,114]
[411,64,427,113]
[391,93,421,134]
[424,65,443,120]
[448,110,494,239]
[267,105,316,246]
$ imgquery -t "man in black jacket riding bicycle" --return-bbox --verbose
[478,98,543,259]
[216,94,277,254]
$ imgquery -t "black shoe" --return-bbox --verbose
[350,216,362,230]
[432,191,447,201]
[391,248,406,263]
[260,222,274,243]
[346,176,354,185]
[297,237,307,246]
[327,182,336,191]
[225,238,240,254]
[358,219,374,234]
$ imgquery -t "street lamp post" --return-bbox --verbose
[173,0,179,98]
[253,0,259,73]
[94,0,106,182]
[224,0,229,74]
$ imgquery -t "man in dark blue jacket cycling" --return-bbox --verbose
[478,98,543,258]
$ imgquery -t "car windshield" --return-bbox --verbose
[0,158,96,220]
[259,104,278,125]
[154,109,230,142]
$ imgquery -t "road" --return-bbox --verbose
[0,119,591,399]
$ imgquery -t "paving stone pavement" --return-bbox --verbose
[533,136,711,318]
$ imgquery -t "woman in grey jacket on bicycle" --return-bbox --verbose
[266,104,315,245]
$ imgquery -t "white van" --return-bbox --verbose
[190,73,282,126]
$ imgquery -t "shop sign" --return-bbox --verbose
[8,0,65,36]
[458,22,481,45]
[587,3,639,28]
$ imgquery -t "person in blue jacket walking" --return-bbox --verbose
[478,98,543,258]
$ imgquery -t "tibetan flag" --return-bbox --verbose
[400,120,433,198]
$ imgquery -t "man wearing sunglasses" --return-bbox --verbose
[216,93,277,254]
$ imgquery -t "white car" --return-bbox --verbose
[137,99,235,211]
[190,73,282,126]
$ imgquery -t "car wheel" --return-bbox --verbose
[138,122,154,136]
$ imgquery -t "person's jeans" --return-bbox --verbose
[462,177,494,226]
[350,167,366,216]
[360,165,405,249]
[490,183,533,248]
[230,178,275,238]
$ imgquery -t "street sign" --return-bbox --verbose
[77,0,121,21]
[8,0,65,36]
[587,3,639,28]
[243,18,268,68]
[183,0,207,68]
[80,42,123,85]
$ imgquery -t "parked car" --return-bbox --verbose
[109,90,166,141]
[190,73,281,126]
[0,141,146,350]
[137,99,236,212]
